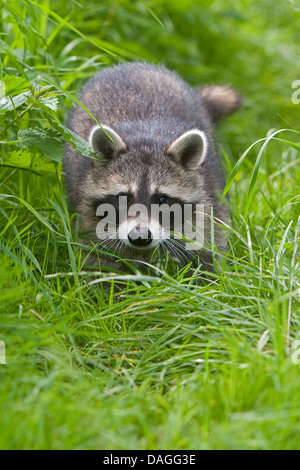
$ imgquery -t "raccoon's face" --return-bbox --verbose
[80,124,210,261]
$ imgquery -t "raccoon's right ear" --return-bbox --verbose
[167,129,207,170]
[89,125,126,162]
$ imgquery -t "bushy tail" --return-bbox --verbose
[195,85,242,123]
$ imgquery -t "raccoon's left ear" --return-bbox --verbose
[89,125,126,161]
[167,130,207,170]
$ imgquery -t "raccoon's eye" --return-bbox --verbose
[157,196,170,206]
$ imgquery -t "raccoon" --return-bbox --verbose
[63,62,241,271]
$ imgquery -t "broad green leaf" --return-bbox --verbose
[31,155,58,171]
[2,149,32,168]
[38,93,59,111]
[0,90,31,112]
[1,148,57,172]
[18,128,64,162]
[2,74,30,95]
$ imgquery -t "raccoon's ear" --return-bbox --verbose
[167,130,207,170]
[196,85,241,123]
[89,125,126,161]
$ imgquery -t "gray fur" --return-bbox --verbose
[63,62,240,269]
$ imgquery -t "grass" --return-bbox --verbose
[0,0,300,450]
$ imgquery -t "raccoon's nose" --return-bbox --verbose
[128,227,153,248]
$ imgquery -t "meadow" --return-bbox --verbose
[0,0,300,449]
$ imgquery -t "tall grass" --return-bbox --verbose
[0,0,300,449]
